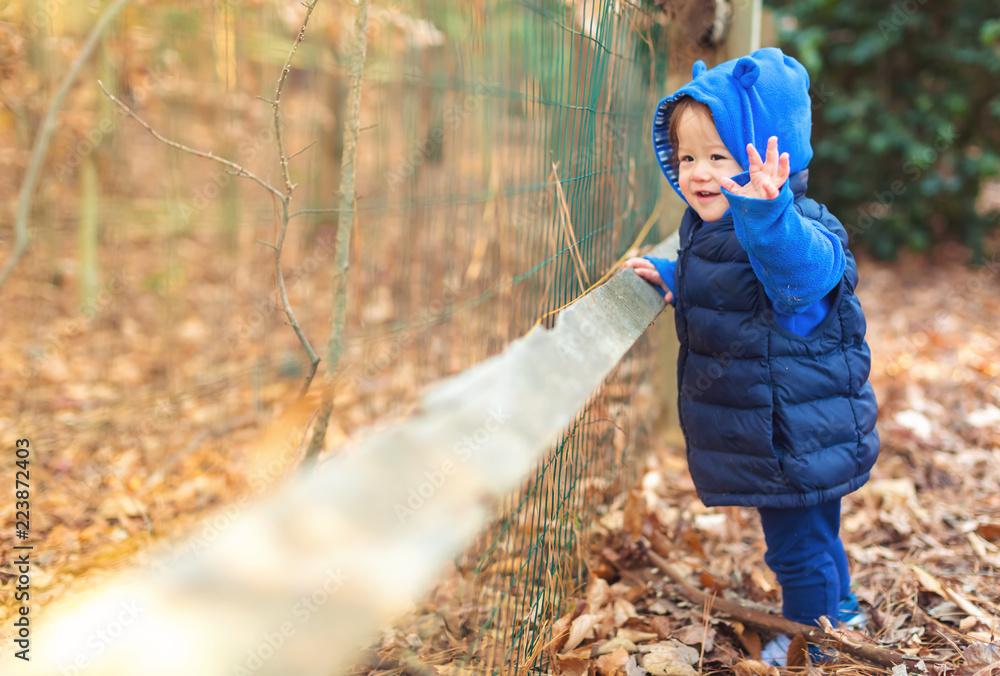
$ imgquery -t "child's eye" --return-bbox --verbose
[711,154,728,161]
[679,155,693,162]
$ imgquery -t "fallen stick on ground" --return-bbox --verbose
[644,532,933,670]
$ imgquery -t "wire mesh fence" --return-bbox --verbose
[3,0,673,673]
[345,2,670,673]
[452,355,658,675]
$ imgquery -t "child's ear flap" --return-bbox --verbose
[691,60,707,79]
[732,57,761,89]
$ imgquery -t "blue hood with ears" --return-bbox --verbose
[652,47,814,202]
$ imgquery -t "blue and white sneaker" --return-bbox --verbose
[761,595,867,666]
[761,633,792,666]
[761,633,832,667]
[839,592,868,629]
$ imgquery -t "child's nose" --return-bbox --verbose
[691,161,712,181]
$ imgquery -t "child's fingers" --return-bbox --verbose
[634,269,666,289]
[634,267,662,283]
[746,143,764,172]
[778,152,791,182]
[623,257,653,270]
[765,136,779,172]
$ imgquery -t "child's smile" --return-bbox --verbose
[675,107,744,222]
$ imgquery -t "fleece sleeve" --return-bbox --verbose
[642,256,676,301]
[721,174,845,314]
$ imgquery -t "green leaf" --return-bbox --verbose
[980,19,1000,46]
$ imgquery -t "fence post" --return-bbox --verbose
[721,0,763,60]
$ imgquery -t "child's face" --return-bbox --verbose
[676,108,744,222]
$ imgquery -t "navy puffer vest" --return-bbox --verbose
[674,175,879,509]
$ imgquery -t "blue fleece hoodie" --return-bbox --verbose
[645,48,845,335]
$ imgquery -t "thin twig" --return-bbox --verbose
[99,82,284,201]
[699,589,715,675]
[272,0,318,197]
[0,0,133,291]
[276,203,321,400]
[287,140,317,161]
[289,208,351,219]
[550,162,591,296]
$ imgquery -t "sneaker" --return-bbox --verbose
[839,592,868,629]
[762,633,834,667]
[761,633,792,667]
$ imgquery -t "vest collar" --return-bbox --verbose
[789,169,809,199]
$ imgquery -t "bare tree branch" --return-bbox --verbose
[272,0,318,197]
[98,82,284,201]
[100,2,324,398]
[269,0,322,397]
[301,0,369,469]
[0,0,132,291]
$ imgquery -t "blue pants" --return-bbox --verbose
[758,499,851,625]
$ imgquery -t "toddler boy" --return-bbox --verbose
[625,48,878,661]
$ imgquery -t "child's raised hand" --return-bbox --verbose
[623,258,673,303]
[720,136,790,201]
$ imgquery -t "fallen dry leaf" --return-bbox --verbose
[648,616,672,639]
[617,628,658,644]
[558,646,597,661]
[564,613,599,652]
[699,569,723,592]
[624,655,646,676]
[642,641,699,665]
[786,634,808,668]
[589,578,612,612]
[732,659,779,676]
[596,647,630,676]
[641,654,698,676]
[673,623,714,652]
[613,599,639,627]
[730,622,761,660]
[596,635,637,656]
[913,565,999,625]
[956,641,1000,676]
[978,522,1000,541]
[555,657,591,676]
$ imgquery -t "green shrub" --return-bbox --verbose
[767,0,1000,260]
